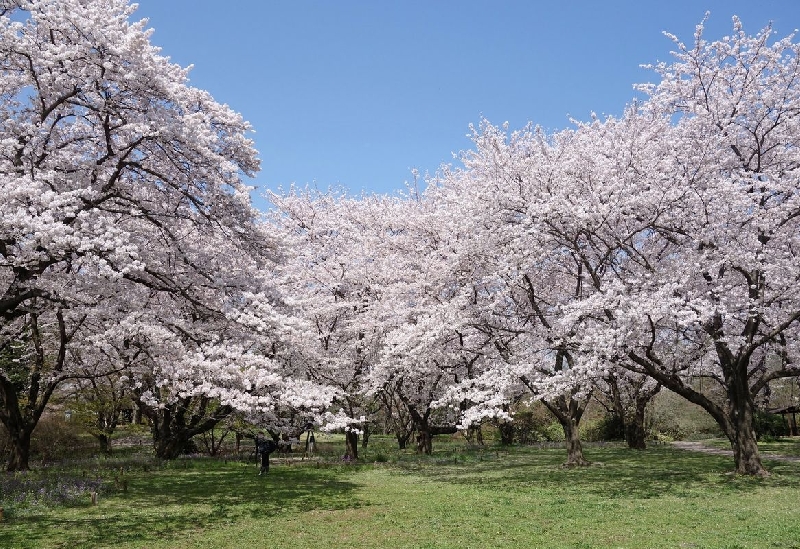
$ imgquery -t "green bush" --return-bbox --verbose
[753,411,789,441]
[647,390,721,441]
[581,414,626,442]
[31,414,87,462]
[0,414,87,465]
[542,422,566,442]
[509,402,564,443]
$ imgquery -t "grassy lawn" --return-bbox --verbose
[757,438,800,458]
[701,437,800,458]
[2,439,799,549]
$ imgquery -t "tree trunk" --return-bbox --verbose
[140,396,232,460]
[95,433,112,455]
[396,431,411,449]
[714,341,767,476]
[605,372,660,450]
[561,416,590,467]
[344,430,359,460]
[0,310,68,471]
[407,404,435,455]
[463,424,483,445]
[731,426,763,475]
[416,425,432,455]
[727,392,767,476]
[361,422,370,448]
[155,433,191,460]
[543,394,591,467]
[5,427,33,472]
[0,391,41,472]
[498,420,515,446]
[625,401,648,450]
[627,340,770,476]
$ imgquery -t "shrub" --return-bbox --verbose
[30,414,87,462]
[753,411,789,441]
[510,402,562,443]
[647,390,722,441]
[0,414,87,465]
[581,414,625,442]
[542,422,566,442]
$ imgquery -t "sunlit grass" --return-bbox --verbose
[1,439,799,549]
[701,436,800,458]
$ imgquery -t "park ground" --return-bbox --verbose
[2,435,800,549]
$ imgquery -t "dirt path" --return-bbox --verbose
[671,441,800,463]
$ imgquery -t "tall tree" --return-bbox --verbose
[569,18,800,476]
[0,0,272,469]
[268,190,390,459]
[425,121,607,466]
[594,369,661,450]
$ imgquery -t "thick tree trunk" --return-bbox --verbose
[625,402,648,450]
[625,420,647,450]
[5,428,33,472]
[140,396,232,460]
[0,389,44,471]
[498,420,515,445]
[416,427,432,455]
[731,427,764,476]
[719,343,767,476]
[561,416,590,467]
[155,433,192,460]
[727,393,767,476]
[542,393,591,467]
[95,433,112,455]
[344,430,359,460]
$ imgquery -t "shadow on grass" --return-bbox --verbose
[0,459,362,548]
[4,442,800,548]
[392,444,800,500]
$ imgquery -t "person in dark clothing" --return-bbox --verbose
[255,432,278,475]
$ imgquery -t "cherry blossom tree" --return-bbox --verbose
[430,16,800,475]
[593,369,661,450]
[269,186,473,456]
[541,18,800,476]
[423,120,614,466]
[0,304,84,469]
[267,189,396,459]
[65,357,134,455]
[0,0,299,469]
[592,17,800,476]
[364,192,484,454]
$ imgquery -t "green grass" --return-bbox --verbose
[700,436,800,458]
[757,437,800,457]
[2,439,800,549]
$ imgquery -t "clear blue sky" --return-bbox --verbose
[132,1,799,211]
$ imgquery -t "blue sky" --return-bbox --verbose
[132,1,799,211]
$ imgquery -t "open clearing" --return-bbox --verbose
[2,441,800,549]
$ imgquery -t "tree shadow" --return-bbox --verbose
[0,460,362,548]
[394,445,800,500]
